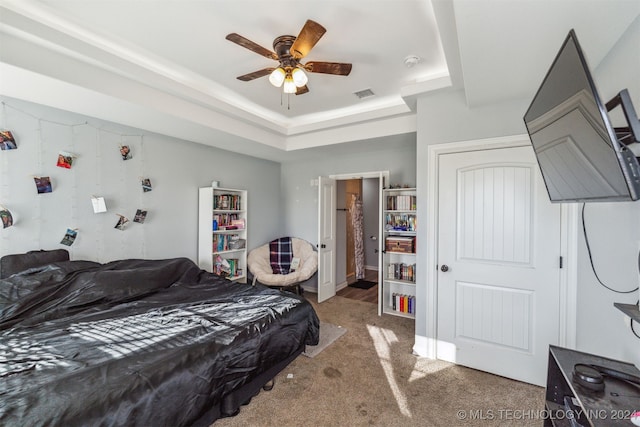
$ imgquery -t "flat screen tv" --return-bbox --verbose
[524,29,640,203]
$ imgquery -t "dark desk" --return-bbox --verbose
[545,345,640,426]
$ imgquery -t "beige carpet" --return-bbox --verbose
[213,294,544,427]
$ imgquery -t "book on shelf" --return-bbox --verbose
[386,194,416,211]
[387,262,416,282]
[212,213,239,229]
[213,234,242,252]
[231,218,245,229]
[391,293,415,314]
[213,194,242,210]
[384,213,417,232]
[214,255,240,278]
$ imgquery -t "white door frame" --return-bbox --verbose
[420,135,578,359]
[326,171,389,298]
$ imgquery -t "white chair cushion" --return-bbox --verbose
[248,238,318,287]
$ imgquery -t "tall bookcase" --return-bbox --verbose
[380,188,416,318]
[198,187,247,283]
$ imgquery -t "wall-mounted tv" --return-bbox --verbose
[524,29,640,203]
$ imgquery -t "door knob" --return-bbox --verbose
[440,264,449,272]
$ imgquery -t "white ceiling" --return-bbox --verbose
[0,0,638,162]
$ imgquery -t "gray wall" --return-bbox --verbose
[279,133,417,244]
[574,17,640,367]
[0,97,281,263]
[415,16,640,367]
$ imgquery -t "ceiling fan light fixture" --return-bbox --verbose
[269,67,286,87]
[291,67,308,87]
[283,74,297,94]
[227,19,352,99]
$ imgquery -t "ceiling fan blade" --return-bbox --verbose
[226,33,278,60]
[236,68,275,81]
[295,85,309,95]
[304,61,352,76]
[290,20,326,59]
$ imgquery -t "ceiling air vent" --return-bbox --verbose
[353,89,375,99]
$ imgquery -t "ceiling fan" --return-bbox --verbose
[226,20,352,96]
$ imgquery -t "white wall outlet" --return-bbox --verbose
[310,179,319,186]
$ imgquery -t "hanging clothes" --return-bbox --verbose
[350,194,365,280]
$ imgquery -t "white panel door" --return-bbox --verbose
[317,176,336,303]
[436,146,561,386]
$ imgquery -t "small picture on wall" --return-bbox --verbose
[141,178,152,192]
[56,151,75,169]
[60,228,78,246]
[0,130,17,150]
[91,196,107,213]
[114,214,129,230]
[133,209,147,224]
[120,145,132,160]
[0,208,13,228]
[34,176,53,194]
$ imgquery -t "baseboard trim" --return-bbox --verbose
[413,335,436,359]
[336,280,348,291]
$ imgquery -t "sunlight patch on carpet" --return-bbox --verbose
[366,324,411,417]
[408,368,428,382]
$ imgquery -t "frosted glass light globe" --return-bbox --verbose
[269,68,285,87]
[291,68,308,87]
[283,77,297,94]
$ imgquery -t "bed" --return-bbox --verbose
[0,250,319,426]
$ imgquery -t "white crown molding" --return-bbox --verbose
[0,0,449,153]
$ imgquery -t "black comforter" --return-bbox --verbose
[0,258,319,426]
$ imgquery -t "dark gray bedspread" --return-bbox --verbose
[0,258,319,426]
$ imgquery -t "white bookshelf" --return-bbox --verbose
[198,187,247,283]
[380,188,416,318]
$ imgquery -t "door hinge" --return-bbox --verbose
[559,256,563,269]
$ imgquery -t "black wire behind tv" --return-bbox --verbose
[524,29,640,203]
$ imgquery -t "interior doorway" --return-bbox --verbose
[335,176,381,304]
[317,171,389,304]
[344,178,363,284]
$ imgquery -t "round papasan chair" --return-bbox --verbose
[247,237,318,294]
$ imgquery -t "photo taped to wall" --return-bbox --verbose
[91,196,107,213]
[120,145,132,160]
[114,215,129,230]
[0,208,13,228]
[56,151,75,169]
[34,177,52,194]
[60,228,77,246]
[133,209,147,224]
[141,178,152,192]
[0,130,17,150]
